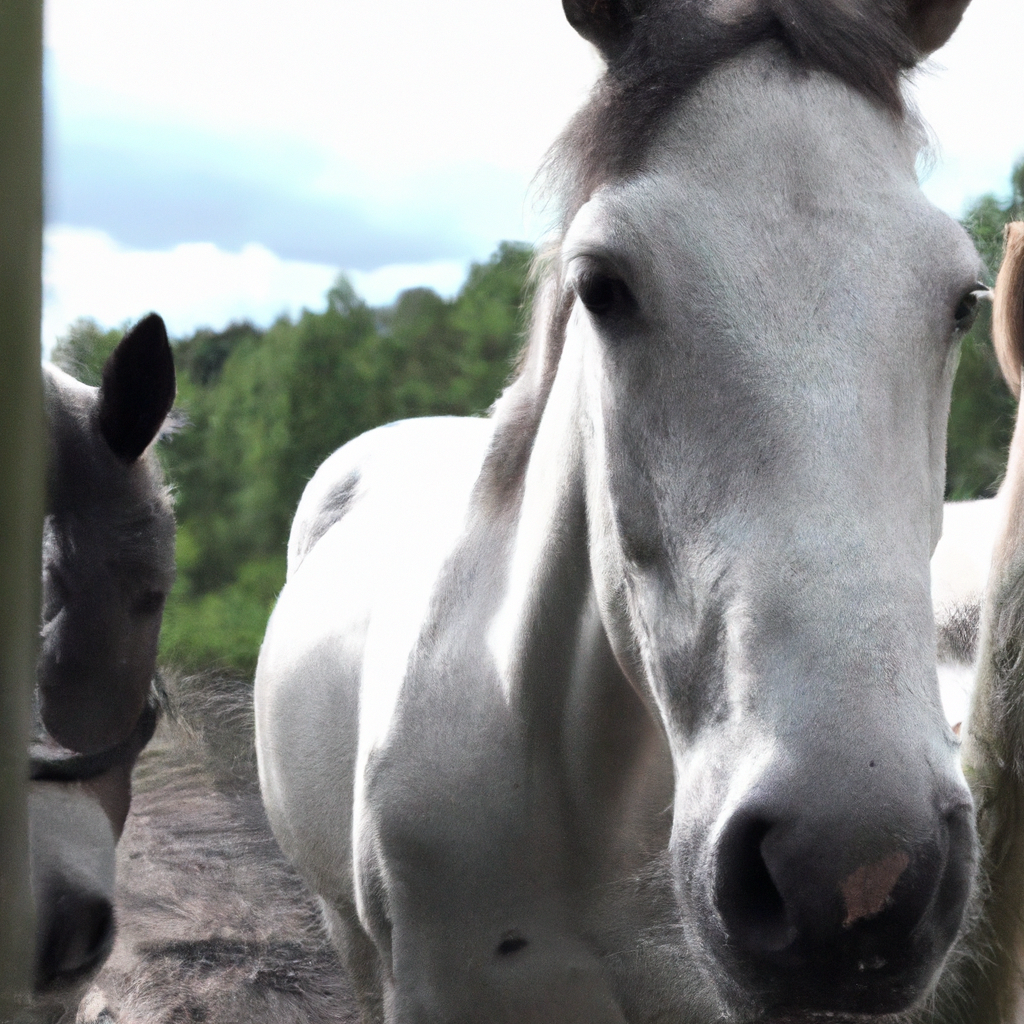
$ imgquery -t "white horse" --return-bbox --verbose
[30,314,176,1019]
[256,0,994,1019]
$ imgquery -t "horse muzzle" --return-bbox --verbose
[28,783,119,995]
[690,766,977,1015]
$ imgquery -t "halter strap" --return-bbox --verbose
[29,689,160,783]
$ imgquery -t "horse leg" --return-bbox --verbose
[320,898,385,1024]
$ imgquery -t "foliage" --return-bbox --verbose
[148,241,532,674]
[946,162,1024,499]
[50,318,123,384]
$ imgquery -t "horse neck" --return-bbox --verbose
[479,315,672,871]
[489,326,589,687]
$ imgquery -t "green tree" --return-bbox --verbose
[448,241,534,410]
[946,161,1024,499]
[151,243,534,674]
[50,317,123,383]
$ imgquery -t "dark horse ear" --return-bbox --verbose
[902,0,972,54]
[562,0,640,57]
[98,313,176,464]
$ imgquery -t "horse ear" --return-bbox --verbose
[901,0,972,54]
[994,223,1024,400]
[562,0,638,56]
[98,313,176,463]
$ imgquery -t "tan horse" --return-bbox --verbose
[932,226,1024,732]
[954,221,1024,1022]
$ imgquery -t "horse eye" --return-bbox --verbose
[953,283,989,333]
[574,269,635,318]
[134,591,166,616]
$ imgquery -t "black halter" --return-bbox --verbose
[29,688,160,783]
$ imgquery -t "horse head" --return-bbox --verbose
[549,0,982,1014]
[255,2,995,1020]
[31,313,175,999]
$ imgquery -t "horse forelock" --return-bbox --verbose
[540,0,916,233]
[481,0,919,508]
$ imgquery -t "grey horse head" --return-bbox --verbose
[31,313,175,1003]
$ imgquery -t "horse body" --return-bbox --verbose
[257,4,987,1021]
[30,315,175,1015]
[934,499,1002,616]
[932,497,1002,729]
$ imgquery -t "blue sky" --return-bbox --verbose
[43,0,1024,348]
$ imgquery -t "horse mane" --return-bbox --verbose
[543,0,915,233]
[994,223,1024,398]
[480,0,920,504]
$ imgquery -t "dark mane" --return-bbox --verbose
[479,0,919,505]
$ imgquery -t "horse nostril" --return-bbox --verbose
[706,792,976,1015]
[35,891,115,990]
[714,814,796,955]
[495,932,529,956]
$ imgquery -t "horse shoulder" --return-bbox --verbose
[255,415,493,895]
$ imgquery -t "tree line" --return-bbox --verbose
[53,164,1024,674]
[55,242,533,673]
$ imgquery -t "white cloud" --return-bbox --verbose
[42,227,474,353]
[43,228,337,351]
[44,0,602,185]
[43,0,602,272]
[46,113,530,268]
[349,262,470,307]
[911,0,1024,215]
[44,0,1022,224]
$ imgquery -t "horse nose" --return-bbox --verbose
[34,887,115,990]
[710,792,975,1013]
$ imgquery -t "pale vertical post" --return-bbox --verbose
[0,0,44,1007]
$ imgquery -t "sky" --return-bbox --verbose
[42,0,1024,350]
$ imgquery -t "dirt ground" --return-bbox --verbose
[76,674,360,1024]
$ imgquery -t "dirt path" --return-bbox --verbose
[77,675,359,1024]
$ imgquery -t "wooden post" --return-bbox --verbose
[0,0,44,1010]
